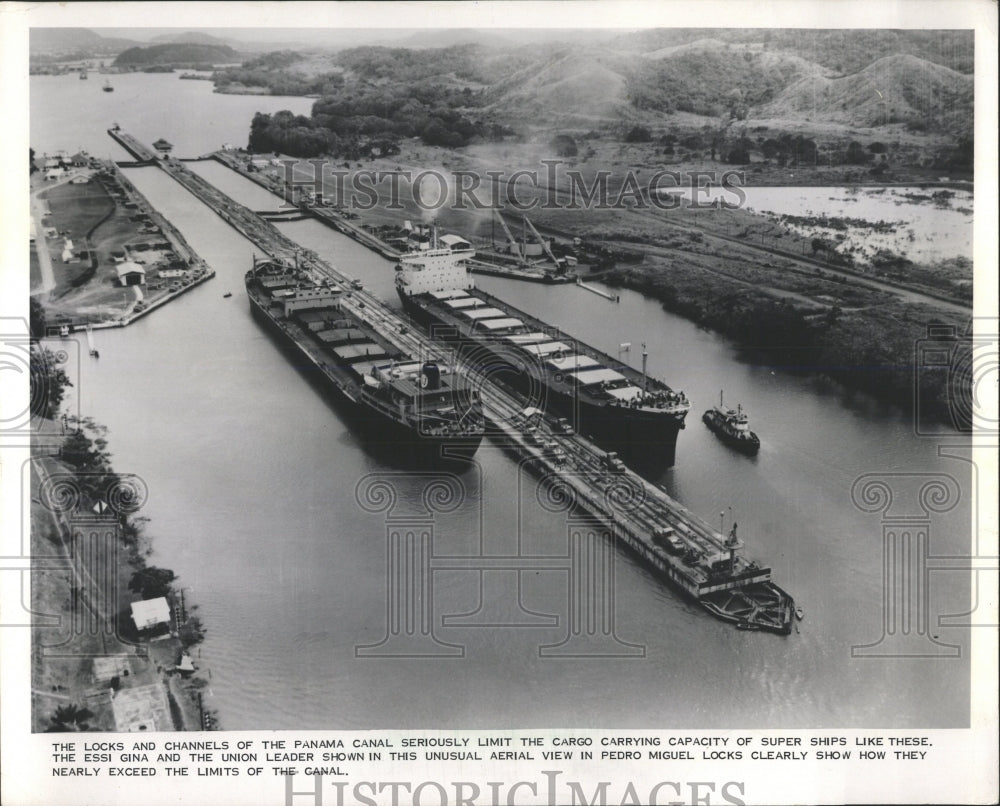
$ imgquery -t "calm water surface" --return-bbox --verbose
[32,76,973,729]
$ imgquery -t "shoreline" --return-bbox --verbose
[30,413,217,733]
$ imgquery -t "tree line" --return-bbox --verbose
[248,82,515,159]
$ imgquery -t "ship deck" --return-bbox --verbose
[119,128,794,636]
[413,289,689,417]
[470,287,684,396]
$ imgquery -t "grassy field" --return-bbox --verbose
[40,180,113,293]
[37,170,198,326]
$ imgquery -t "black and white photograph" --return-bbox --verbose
[2,2,997,805]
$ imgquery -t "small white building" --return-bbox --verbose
[439,233,473,252]
[130,597,170,631]
[152,139,174,159]
[116,261,146,287]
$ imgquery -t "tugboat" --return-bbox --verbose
[703,391,760,455]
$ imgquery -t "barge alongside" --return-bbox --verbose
[247,256,484,460]
[396,241,691,465]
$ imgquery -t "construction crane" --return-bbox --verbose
[493,209,524,264]
[522,215,562,269]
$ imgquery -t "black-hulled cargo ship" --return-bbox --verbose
[395,241,690,464]
[247,256,484,460]
[703,391,760,455]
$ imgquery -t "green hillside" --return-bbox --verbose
[760,54,973,133]
[236,29,974,157]
[113,43,239,67]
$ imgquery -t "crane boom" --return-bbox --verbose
[523,215,559,266]
[494,210,523,263]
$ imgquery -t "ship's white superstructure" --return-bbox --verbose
[395,240,475,297]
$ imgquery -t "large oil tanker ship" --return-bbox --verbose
[395,238,690,464]
[247,256,484,460]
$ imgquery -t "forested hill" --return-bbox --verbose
[609,29,974,75]
[113,43,239,67]
[236,29,973,159]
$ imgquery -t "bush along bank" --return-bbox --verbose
[603,263,969,429]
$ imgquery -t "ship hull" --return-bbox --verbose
[249,293,482,464]
[399,289,684,465]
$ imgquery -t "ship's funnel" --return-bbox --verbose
[421,361,441,390]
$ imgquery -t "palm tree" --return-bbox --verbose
[44,703,95,732]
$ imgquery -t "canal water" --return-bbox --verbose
[29,72,313,162]
[31,75,973,729]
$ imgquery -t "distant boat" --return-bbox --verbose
[79,69,88,80]
[102,80,114,93]
[223,292,232,298]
